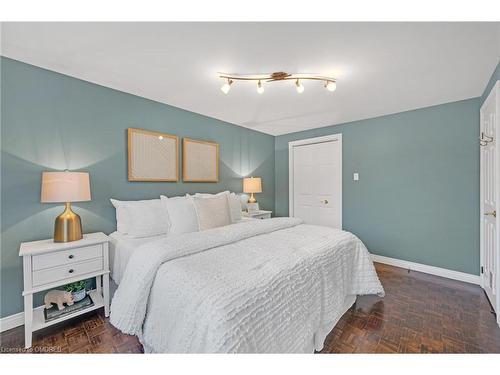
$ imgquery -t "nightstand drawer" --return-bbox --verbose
[32,244,103,271]
[253,213,271,219]
[32,258,103,287]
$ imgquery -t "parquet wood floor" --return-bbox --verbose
[322,263,500,353]
[1,263,499,353]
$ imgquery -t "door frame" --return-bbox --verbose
[479,80,500,326]
[288,133,342,227]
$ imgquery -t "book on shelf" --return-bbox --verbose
[44,294,94,322]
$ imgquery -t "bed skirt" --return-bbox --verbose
[140,294,357,353]
[313,294,357,352]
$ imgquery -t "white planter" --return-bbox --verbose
[72,289,86,303]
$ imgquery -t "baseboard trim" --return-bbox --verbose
[0,306,44,333]
[1,310,24,333]
[371,254,480,285]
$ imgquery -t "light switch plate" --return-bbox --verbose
[353,173,359,181]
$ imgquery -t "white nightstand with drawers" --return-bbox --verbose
[242,210,272,220]
[19,232,110,348]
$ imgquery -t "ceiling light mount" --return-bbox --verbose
[219,71,336,94]
[270,72,292,81]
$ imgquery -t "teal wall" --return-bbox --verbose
[0,57,275,318]
[275,98,480,275]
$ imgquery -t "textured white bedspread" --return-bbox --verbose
[110,218,384,353]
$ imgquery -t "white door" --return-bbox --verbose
[289,134,342,228]
[480,81,499,323]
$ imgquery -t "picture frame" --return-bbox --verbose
[128,128,179,182]
[182,138,219,182]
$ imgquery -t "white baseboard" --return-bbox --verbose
[0,306,47,333]
[0,310,24,332]
[371,254,480,285]
[0,306,44,332]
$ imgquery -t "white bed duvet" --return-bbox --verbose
[110,217,384,353]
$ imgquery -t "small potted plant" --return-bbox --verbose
[64,280,87,303]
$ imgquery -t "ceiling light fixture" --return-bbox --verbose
[220,78,233,94]
[218,71,336,94]
[325,80,337,92]
[257,80,264,94]
[295,79,304,94]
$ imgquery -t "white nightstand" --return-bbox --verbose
[242,210,272,220]
[19,232,110,348]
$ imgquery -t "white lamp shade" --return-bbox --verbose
[41,171,91,203]
[243,177,262,194]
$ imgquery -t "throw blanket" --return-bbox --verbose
[110,218,384,352]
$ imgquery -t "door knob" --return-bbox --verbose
[321,199,329,204]
[485,210,497,218]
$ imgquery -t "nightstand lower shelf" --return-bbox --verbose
[32,289,104,332]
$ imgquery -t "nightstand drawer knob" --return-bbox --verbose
[68,269,74,274]
[31,244,102,271]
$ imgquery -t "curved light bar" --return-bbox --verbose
[218,71,336,94]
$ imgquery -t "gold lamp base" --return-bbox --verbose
[248,192,257,203]
[54,202,83,243]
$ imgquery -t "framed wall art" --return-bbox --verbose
[127,128,179,182]
[182,138,219,182]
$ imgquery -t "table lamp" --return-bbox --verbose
[243,177,262,204]
[41,171,91,242]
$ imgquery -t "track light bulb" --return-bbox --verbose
[221,79,233,94]
[257,80,264,94]
[325,81,337,92]
[295,79,304,94]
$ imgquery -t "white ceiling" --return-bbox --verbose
[1,22,499,135]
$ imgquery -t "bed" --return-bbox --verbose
[109,217,384,353]
[108,217,255,284]
[109,231,169,285]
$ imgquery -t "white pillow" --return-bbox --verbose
[192,193,232,231]
[110,199,131,234]
[228,193,242,222]
[192,191,229,198]
[194,191,242,223]
[161,195,199,235]
[112,199,170,238]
